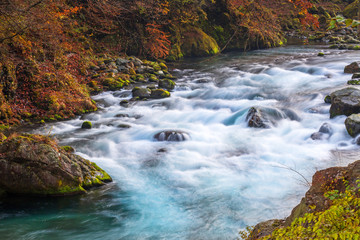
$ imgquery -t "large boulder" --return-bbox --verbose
[180,26,220,57]
[132,87,151,99]
[245,106,300,128]
[0,134,112,196]
[150,89,170,99]
[344,62,360,74]
[154,131,190,141]
[345,113,360,137]
[329,87,360,118]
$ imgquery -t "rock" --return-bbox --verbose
[115,113,130,118]
[149,74,158,82]
[159,79,175,90]
[116,58,130,66]
[150,89,170,99]
[132,87,150,99]
[118,124,131,128]
[319,122,333,134]
[154,131,190,141]
[120,100,129,108]
[345,114,360,137]
[317,52,324,56]
[329,87,360,118]
[61,146,75,153]
[347,79,360,85]
[245,106,299,128]
[180,26,220,57]
[311,123,333,140]
[0,134,112,196]
[344,62,360,74]
[324,95,331,103]
[249,219,285,240]
[352,73,360,79]
[81,121,92,129]
[343,0,359,19]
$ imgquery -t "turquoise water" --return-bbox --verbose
[1,45,360,239]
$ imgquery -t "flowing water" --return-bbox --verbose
[1,45,360,240]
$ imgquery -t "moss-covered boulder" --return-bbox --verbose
[159,79,175,91]
[150,89,170,99]
[345,114,360,137]
[0,134,112,196]
[81,121,92,129]
[343,0,359,19]
[132,87,150,99]
[329,87,360,118]
[180,27,220,57]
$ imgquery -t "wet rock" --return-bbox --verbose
[345,114,360,137]
[115,113,130,118]
[81,121,92,129]
[132,87,150,99]
[319,122,333,134]
[344,62,360,73]
[154,131,190,141]
[118,124,131,128]
[245,106,299,128]
[329,87,360,118]
[353,73,360,79]
[324,95,331,103]
[311,123,333,140]
[0,134,112,196]
[150,89,170,99]
[347,79,360,85]
[159,79,175,90]
[120,100,129,108]
[116,58,130,66]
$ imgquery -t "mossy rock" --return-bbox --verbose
[343,0,359,19]
[180,26,220,57]
[150,89,171,99]
[149,74,158,82]
[102,78,126,90]
[81,121,92,129]
[324,95,331,104]
[0,134,112,196]
[61,145,75,153]
[159,62,168,70]
[317,52,325,57]
[159,79,175,91]
[347,79,360,85]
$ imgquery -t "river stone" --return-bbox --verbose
[345,114,360,137]
[324,95,331,104]
[150,89,170,99]
[245,106,298,128]
[352,73,360,79]
[132,87,150,99]
[154,131,190,141]
[0,134,112,196]
[329,87,360,118]
[311,123,333,140]
[344,62,360,73]
[158,79,175,90]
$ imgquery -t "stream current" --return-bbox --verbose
[1,45,360,239]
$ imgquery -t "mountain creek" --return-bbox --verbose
[1,45,360,239]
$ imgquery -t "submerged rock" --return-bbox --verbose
[0,134,112,196]
[345,113,360,137]
[311,122,333,140]
[154,131,190,141]
[329,87,360,118]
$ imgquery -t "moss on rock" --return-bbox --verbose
[180,26,220,57]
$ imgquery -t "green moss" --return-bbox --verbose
[180,26,220,57]
[317,52,325,57]
[81,121,92,129]
[149,74,158,82]
[159,62,168,70]
[61,145,75,153]
[348,80,360,85]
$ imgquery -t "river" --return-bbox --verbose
[1,45,359,239]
